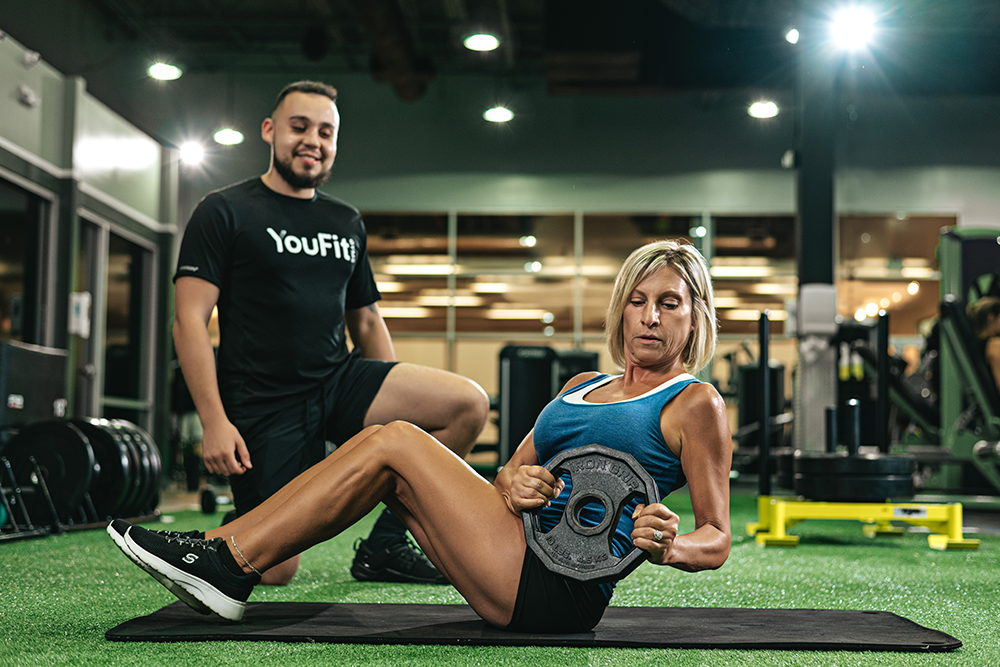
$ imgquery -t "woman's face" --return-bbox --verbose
[621,266,695,370]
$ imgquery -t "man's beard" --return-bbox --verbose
[273,152,331,190]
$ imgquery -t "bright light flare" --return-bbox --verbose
[748,101,779,118]
[785,28,800,44]
[484,106,514,123]
[148,62,182,80]
[830,7,876,51]
[463,33,501,52]
[179,142,204,165]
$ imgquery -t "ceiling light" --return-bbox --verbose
[415,295,484,307]
[830,7,876,51]
[213,128,244,145]
[907,281,920,295]
[854,308,867,322]
[469,282,510,293]
[785,28,800,44]
[524,261,542,273]
[378,264,454,275]
[484,106,514,123]
[148,62,182,81]
[519,235,537,247]
[710,266,776,278]
[486,309,549,320]
[722,310,787,321]
[865,302,879,317]
[379,307,432,319]
[179,142,204,165]
[464,33,501,52]
[748,101,779,119]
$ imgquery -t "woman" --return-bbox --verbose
[110,239,732,633]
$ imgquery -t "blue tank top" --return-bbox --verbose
[531,373,698,599]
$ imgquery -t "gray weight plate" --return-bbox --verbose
[522,444,660,585]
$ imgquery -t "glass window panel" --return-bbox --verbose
[456,214,574,335]
[364,213,449,335]
[0,180,42,343]
[837,214,951,336]
[712,215,797,337]
[582,214,695,334]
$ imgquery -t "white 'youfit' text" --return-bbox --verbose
[266,227,357,262]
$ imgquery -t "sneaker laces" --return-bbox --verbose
[161,533,221,550]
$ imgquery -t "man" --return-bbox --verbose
[172,81,489,586]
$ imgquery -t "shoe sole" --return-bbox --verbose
[106,523,211,615]
[123,527,247,622]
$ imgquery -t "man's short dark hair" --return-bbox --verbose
[273,81,338,113]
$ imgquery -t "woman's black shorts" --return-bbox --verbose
[504,546,610,634]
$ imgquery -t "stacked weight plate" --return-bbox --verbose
[0,418,161,527]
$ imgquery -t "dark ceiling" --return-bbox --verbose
[2,0,999,147]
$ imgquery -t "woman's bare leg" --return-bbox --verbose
[205,425,384,540]
[222,421,526,627]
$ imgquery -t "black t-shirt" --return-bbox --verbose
[174,178,381,416]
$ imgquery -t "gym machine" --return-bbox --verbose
[849,227,1000,496]
[745,311,979,550]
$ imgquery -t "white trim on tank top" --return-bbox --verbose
[562,372,696,405]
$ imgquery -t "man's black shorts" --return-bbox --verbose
[227,350,396,514]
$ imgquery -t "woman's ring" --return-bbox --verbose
[652,529,663,542]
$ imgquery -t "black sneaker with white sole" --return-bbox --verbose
[123,524,260,621]
[107,520,211,615]
[350,537,449,585]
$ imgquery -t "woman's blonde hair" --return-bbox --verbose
[604,240,717,373]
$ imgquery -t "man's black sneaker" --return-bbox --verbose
[107,520,210,615]
[123,524,260,621]
[350,537,449,585]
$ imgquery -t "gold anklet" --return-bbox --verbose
[230,536,262,576]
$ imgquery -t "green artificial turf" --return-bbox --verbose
[1,492,998,666]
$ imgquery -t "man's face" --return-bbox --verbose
[263,91,339,190]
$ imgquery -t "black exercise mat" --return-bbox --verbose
[106,601,961,651]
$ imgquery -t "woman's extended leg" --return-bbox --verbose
[223,421,527,627]
[202,425,384,585]
[204,425,384,540]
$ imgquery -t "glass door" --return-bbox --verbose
[73,214,157,431]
